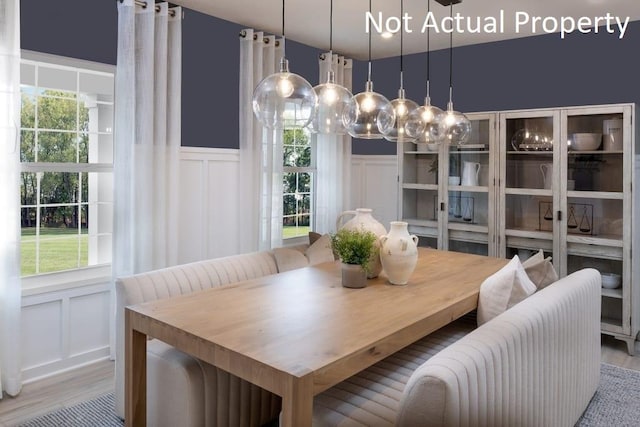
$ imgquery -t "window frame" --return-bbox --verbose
[19,50,115,291]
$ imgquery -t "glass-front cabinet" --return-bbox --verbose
[398,112,497,255]
[497,103,638,354]
[399,102,638,354]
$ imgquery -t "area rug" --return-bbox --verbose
[15,363,640,427]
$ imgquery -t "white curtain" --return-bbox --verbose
[0,0,22,398]
[113,1,181,282]
[239,29,284,252]
[314,53,353,234]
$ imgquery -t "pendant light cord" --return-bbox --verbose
[425,0,430,97]
[368,0,372,81]
[448,2,453,103]
[399,0,404,89]
[329,0,333,52]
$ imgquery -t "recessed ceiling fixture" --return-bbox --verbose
[252,0,317,129]
[343,0,393,139]
[379,0,419,143]
[310,0,353,134]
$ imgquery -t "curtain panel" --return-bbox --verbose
[239,29,284,252]
[112,1,181,408]
[314,53,353,234]
[0,0,22,398]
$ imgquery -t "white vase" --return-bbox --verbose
[379,221,419,285]
[336,208,387,278]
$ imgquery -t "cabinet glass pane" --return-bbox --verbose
[505,116,554,190]
[567,113,624,193]
[567,197,623,239]
[505,247,553,262]
[447,191,488,226]
[448,150,490,186]
[402,188,438,222]
[449,239,488,256]
[403,153,438,185]
[505,194,552,233]
[417,236,437,249]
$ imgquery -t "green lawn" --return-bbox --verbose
[283,225,310,239]
[21,227,88,276]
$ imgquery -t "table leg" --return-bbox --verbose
[125,309,147,426]
[280,376,314,427]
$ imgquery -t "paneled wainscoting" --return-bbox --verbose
[19,148,398,383]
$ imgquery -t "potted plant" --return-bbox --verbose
[331,228,378,288]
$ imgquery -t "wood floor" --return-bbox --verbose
[0,337,639,426]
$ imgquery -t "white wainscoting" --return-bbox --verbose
[19,148,398,383]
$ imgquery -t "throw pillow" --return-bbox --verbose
[273,248,309,273]
[522,249,559,290]
[305,233,336,265]
[477,255,537,326]
[309,231,323,245]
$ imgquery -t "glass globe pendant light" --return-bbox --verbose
[343,0,394,139]
[252,0,317,129]
[380,0,419,142]
[310,0,353,134]
[442,2,471,145]
[404,0,445,144]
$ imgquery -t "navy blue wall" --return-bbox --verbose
[20,1,640,153]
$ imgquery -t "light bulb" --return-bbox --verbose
[405,97,446,144]
[379,89,419,143]
[442,101,471,145]
[310,69,353,134]
[321,86,338,105]
[361,94,375,113]
[343,80,392,139]
[276,76,294,98]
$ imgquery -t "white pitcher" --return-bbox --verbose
[540,163,553,189]
[336,208,387,278]
[461,161,481,186]
[379,222,419,286]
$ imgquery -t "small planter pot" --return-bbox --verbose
[341,263,367,288]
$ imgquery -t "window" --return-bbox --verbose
[282,127,314,239]
[20,54,114,277]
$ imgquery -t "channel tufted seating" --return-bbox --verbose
[114,250,284,426]
[312,268,601,427]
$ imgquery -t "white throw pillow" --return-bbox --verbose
[273,248,309,273]
[522,249,558,290]
[305,234,335,265]
[477,255,537,326]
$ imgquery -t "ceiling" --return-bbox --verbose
[174,0,640,60]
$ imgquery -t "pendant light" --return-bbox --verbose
[379,0,419,142]
[442,2,471,145]
[252,0,317,129]
[343,0,394,139]
[310,0,353,134]
[404,0,446,144]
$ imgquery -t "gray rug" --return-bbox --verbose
[15,363,640,427]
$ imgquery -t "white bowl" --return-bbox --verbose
[601,272,621,289]
[569,133,602,151]
[426,143,439,152]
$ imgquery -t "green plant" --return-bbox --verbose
[331,228,378,274]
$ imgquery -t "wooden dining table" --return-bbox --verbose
[125,247,508,427]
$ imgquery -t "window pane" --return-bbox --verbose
[37,131,77,162]
[20,173,38,207]
[39,172,80,205]
[297,172,311,193]
[21,130,35,162]
[283,172,297,194]
[283,194,297,216]
[37,234,84,274]
[37,94,77,131]
[38,67,77,93]
[21,92,35,128]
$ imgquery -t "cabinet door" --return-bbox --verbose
[443,113,497,256]
[498,110,561,266]
[398,139,441,249]
[561,105,632,336]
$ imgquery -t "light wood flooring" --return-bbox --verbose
[0,337,639,426]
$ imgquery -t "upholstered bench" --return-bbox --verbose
[313,268,601,426]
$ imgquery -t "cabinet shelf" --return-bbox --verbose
[505,228,553,240]
[448,185,489,193]
[566,234,623,247]
[403,183,438,191]
[404,218,438,228]
[567,190,623,200]
[602,288,623,299]
[568,150,623,155]
[505,188,552,196]
[507,151,553,156]
[448,222,488,233]
[404,150,438,155]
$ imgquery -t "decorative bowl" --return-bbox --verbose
[601,272,621,289]
[569,133,602,151]
[426,143,439,152]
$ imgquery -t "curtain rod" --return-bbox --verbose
[126,0,177,17]
[238,30,281,47]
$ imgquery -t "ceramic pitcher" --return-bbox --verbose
[540,163,553,189]
[336,208,387,278]
[461,161,481,186]
[379,221,419,286]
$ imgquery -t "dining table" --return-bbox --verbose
[125,247,509,426]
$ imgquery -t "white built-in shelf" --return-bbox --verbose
[448,185,489,193]
[506,150,553,155]
[505,228,553,240]
[448,222,488,233]
[403,183,438,191]
[567,191,624,200]
[505,188,552,196]
[450,150,490,155]
[568,150,623,155]
[602,288,623,299]
[566,234,623,247]
[404,150,438,155]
